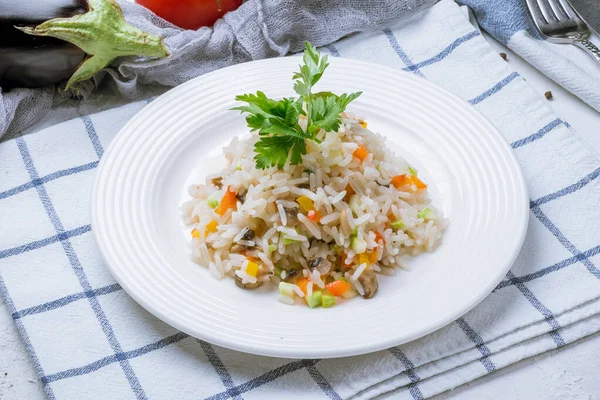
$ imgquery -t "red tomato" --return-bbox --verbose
[136,0,242,30]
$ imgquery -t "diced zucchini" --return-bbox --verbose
[268,244,277,253]
[235,164,242,171]
[281,231,300,245]
[207,193,220,209]
[283,236,300,245]
[417,207,433,220]
[408,166,418,176]
[279,282,295,298]
[321,293,336,308]
[351,236,367,254]
[391,220,405,230]
[274,266,282,278]
[305,291,322,308]
[329,149,341,159]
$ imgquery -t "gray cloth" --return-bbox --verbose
[0,0,436,139]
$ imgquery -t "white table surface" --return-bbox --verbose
[1,32,600,400]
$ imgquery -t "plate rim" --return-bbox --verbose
[91,56,529,358]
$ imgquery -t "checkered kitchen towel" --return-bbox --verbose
[2,1,600,399]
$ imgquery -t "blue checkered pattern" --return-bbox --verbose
[1,1,600,399]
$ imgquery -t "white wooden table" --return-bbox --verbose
[2,32,600,400]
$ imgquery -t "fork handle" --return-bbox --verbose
[573,38,600,64]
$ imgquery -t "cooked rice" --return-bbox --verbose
[182,114,446,304]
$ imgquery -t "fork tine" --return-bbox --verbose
[546,0,570,21]
[557,0,578,20]
[526,0,548,27]
[536,0,557,22]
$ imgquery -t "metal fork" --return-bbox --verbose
[526,0,600,64]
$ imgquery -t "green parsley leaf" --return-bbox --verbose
[292,42,329,97]
[254,135,307,169]
[308,92,362,135]
[233,42,361,169]
[233,94,306,138]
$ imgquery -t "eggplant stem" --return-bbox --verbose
[67,54,112,89]
[16,0,169,92]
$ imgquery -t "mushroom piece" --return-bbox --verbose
[283,268,299,281]
[241,228,256,241]
[230,244,245,253]
[234,274,263,290]
[357,270,378,299]
[308,257,332,275]
[236,188,247,203]
[211,177,223,188]
[233,227,257,250]
[284,206,299,224]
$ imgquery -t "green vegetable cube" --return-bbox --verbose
[274,266,282,278]
[351,236,367,254]
[321,293,336,308]
[417,207,432,220]
[391,220,405,230]
[279,282,295,298]
[207,193,220,209]
[283,237,299,245]
[305,291,322,308]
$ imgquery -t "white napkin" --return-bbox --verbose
[458,0,600,111]
[1,1,600,399]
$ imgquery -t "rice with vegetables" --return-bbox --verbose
[181,43,446,308]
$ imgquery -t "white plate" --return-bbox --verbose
[91,57,528,359]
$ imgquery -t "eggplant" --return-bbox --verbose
[0,0,169,91]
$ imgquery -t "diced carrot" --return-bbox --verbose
[191,228,200,238]
[345,184,355,196]
[358,120,367,128]
[215,186,237,216]
[392,174,427,190]
[353,145,369,162]
[297,195,314,212]
[205,220,218,235]
[411,175,428,189]
[391,174,408,189]
[326,280,351,296]
[373,230,386,245]
[307,209,322,223]
[296,278,309,295]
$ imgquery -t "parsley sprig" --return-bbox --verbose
[232,42,362,169]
